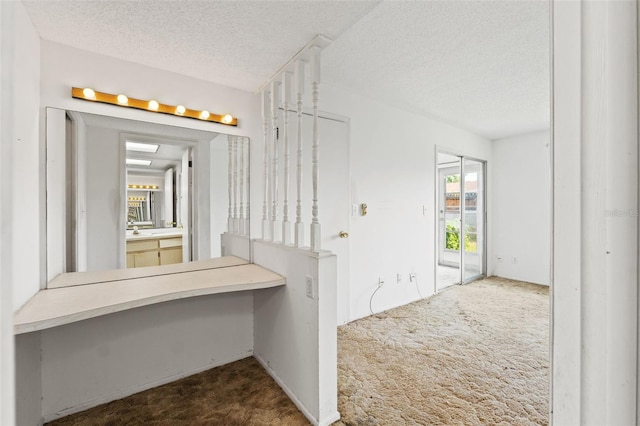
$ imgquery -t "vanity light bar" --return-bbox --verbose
[128,196,146,201]
[128,184,159,190]
[71,87,238,127]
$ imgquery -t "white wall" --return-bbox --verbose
[0,5,16,424]
[2,2,40,423]
[492,130,550,285]
[320,85,493,321]
[553,1,638,424]
[10,1,42,311]
[40,293,254,422]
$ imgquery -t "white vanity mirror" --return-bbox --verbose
[45,107,249,285]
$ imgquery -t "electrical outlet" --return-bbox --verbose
[409,272,416,282]
[305,276,314,299]
[352,204,359,216]
[512,256,518,264]
[397,273,402,284]
[497,256,503,263]
[378,276,384,288]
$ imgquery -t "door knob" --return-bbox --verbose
[339,231,349,239]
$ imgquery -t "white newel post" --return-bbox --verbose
[294,60,305,248]
[227,136,233,232]
[270,81,281,242]
[239,137,246,236]
[262,91,271,240]
[310,49,321,252]
[282,71,292,245]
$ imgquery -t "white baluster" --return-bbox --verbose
[239,136,245,236]
[233,136,239,234]
[261,91,271,240]
[244,137,250,236]
[282,71,293,245]
[227,135,233,233]
[270,81,281,242]
[294,60,305,248]
[310,49,321,251]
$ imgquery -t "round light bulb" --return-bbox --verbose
[222,114,233,124]
[117,94,128,104]
[199,110,210,120]
[176,105,186,115]
[83,88,96,99]
[148,100,159,111]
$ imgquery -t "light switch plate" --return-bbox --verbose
[305,276,314,299]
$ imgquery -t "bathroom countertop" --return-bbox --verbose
[126,231,184,241]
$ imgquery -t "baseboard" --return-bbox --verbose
[254,353,337,426]
[42,350,253,423]
[318,410,341,426]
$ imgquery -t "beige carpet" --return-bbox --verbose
[335,276,549,425]
[46,276,548,426]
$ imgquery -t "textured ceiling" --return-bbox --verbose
[322,0,550,139]
[21,0,379,91]
[22,0,549,140]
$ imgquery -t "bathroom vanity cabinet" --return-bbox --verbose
[126,234,183,268]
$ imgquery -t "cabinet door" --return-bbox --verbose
[160,247,182,265]
[134,251,160,268]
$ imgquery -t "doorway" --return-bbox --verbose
[284,110,350,325]
[436,151,486,290]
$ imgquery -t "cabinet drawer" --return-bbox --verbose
[127,239,158,252]
[159,237,182,248]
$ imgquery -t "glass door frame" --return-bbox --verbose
[434,148,487,291]
[461,157,486,283]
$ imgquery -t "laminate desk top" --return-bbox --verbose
[14,256,285,334]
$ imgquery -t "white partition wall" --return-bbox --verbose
[253,242,338,426]
[251,35,339,425]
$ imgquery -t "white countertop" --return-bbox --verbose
[14,256,285,334]
[126,230,184,241]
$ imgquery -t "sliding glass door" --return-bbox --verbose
[436,151,486,289]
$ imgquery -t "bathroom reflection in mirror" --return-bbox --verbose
[125,140,193,268]
[47,107,248,278]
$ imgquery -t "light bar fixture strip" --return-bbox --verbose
[71,87,238,127]
[128,184,159,190]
